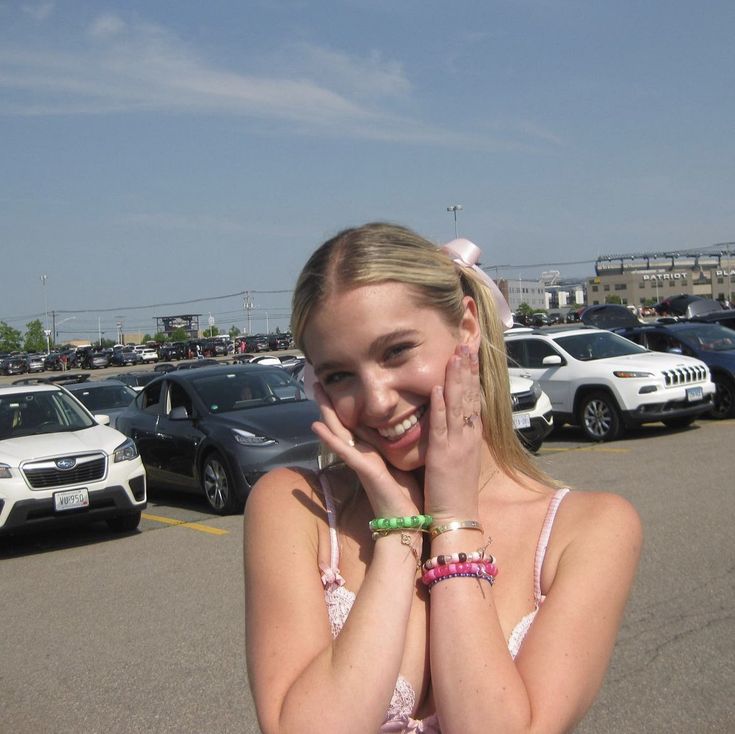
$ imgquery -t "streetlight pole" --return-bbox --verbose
[40,274,50,354]
[446,204,463,238]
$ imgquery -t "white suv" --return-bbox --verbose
[0,383,147,535]
[509,374,553,452]
[505,326,715,441]
[137,347,159,363]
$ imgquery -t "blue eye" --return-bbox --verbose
[385,343,414,360]
[323,372,349,386]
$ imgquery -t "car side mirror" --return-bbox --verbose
[94,414,110,426]
[169,406,190,420]
[542,355,563,366]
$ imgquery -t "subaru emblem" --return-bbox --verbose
[55,457,76,470]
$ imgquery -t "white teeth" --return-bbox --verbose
[378,406,426,439]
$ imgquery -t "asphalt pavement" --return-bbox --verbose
[1,385,733,733]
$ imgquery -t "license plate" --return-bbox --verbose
[54,488,89,512]
[513,413,532,429]
[686,386,703,402]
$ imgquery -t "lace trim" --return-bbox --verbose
[324,585,355,639]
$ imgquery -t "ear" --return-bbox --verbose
[458,296,482,351]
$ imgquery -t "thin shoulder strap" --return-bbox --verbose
[533,488,570,603]
[318,472,344,587]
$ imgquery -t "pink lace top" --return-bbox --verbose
[318,476,570,734]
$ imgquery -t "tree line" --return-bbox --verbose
[0,319,47,353]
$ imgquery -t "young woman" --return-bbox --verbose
[244,223,641,734]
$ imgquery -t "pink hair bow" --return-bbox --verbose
[441,238,514,330]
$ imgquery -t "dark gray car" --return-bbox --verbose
[115,364,320,514]
[65,380,139,428]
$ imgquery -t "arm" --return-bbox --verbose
[429,493,641,734]
[244,467,422,734]
[423,346,642,733]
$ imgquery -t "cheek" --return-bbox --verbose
[327,392,359,428]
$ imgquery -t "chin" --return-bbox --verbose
[377,438,428,474]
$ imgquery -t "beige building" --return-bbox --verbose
[587,251,735,307]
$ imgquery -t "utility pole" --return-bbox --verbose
[244,292,254,335]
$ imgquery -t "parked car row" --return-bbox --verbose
[2,317,729,539]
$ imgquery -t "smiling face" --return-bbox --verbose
[303,281,480,471]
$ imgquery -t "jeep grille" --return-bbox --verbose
[662,365,708,387]
[22,453,107,489]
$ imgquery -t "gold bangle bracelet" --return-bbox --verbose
[430,520,484,538]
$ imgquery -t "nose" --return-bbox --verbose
[359,369,398,424]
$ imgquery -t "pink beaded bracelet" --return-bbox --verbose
[423,551,496,571]
[421,560,498,587]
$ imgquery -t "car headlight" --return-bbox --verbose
[113,438,139,463]
[0,463,12,479]
[613,371,654,378]
[531,382,543,400]
[232,428,277,447]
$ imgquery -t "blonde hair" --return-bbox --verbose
[292,222,553,487]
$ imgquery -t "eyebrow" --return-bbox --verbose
[313,329,420,378]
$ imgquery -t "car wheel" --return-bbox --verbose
[710,375,735,420]
[662,416,696,429]
[201,452,243,515]
[106,511,141,532]
[578,391,622,442]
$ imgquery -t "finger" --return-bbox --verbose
[443,351,465,433]
[312,383,355,446]
[428,384,447,443]
[463,348,482,421]
[311,420,357,459]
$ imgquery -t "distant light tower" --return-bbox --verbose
[40,274,50,354]
[446,204,463,238]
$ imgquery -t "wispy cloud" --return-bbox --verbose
[0,11,562,151]
[20,1,54,22]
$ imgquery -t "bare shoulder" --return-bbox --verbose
[562,489,641,543]
[244,466,326,538]
[550,489,642,578]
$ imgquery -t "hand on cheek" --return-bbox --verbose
[311,384,420,518]
[423,344,483,523]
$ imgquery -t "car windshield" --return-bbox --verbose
[69,384,138,411]
[0,390,96,439]
[554,332,648,361]
[676,324,735,352]
[191,369,305,413]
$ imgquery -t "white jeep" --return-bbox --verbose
[505,326,715,441]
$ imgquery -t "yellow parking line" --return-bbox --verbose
[540,446,629,454]
[142,512,229,535]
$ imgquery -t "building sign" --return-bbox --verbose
[716,270,735,277]
[642,272,689,281]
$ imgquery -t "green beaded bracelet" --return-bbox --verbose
[369,514,433,532]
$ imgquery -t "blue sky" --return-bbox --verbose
[2,0,733,341]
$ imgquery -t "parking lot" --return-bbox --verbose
[1,407,733,733]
